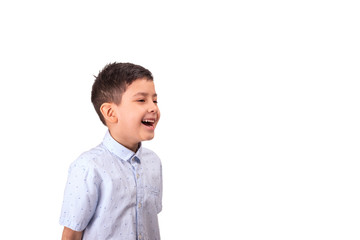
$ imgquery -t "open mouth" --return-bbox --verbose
[141,119,155,128]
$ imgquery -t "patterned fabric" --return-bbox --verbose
[60,131,162,240]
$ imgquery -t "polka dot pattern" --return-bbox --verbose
[59,131,162,240]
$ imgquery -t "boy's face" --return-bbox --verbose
[110,78,160,151]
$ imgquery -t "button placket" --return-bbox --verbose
[132,157,144,240]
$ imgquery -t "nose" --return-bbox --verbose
[148,101,158,113]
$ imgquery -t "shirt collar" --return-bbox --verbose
[102,130,142,163]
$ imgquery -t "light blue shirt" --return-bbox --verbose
[60,131,162,240]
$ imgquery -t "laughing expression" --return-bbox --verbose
[110,78,160,152]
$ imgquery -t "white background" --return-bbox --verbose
[0,0,359,239]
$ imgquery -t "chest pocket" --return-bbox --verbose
[145,186,161,214]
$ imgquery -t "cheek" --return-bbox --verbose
[118,111,140,126]
[156,106,161,117]
[129,115,142,126]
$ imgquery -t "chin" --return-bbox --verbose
[142,134,155,141]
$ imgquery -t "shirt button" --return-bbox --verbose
[138,203,142,208]
[136,173,140,179]
[138,234,142,239]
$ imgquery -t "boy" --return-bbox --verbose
[60,62,162,240]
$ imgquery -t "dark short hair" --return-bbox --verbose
[91,62,153,125]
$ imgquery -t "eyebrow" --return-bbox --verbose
[133,92,157,97]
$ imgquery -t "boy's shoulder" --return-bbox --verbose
[141,146,160,159]
[140,147,162,167]
[70,144,160,167]
[69,144,108,168]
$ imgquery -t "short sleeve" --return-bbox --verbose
[59,157,100,231]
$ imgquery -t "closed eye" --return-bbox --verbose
[137,99,145,102]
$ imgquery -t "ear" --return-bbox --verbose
[100,103,118,124]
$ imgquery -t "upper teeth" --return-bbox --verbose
[143,119,155,122]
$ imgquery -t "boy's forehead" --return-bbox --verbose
[133,92,158,97]
[125,78,156,95]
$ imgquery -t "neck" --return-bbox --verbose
[108,131,139,152]
[127,143,140,153]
